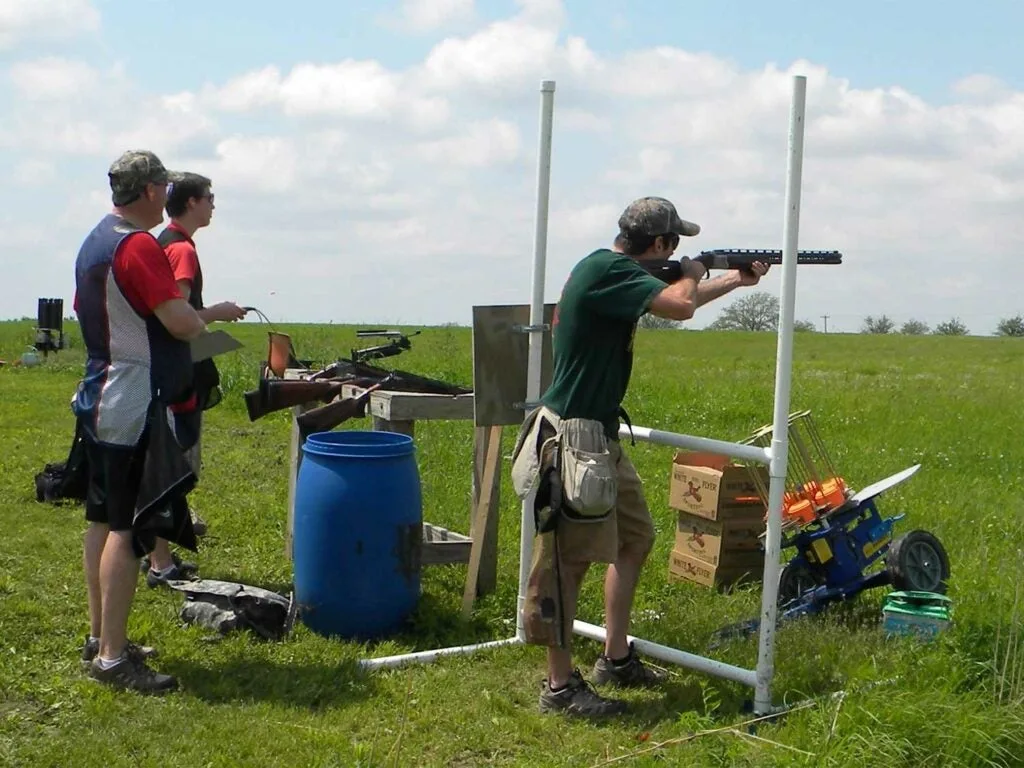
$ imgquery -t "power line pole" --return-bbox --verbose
[821,315,830,333]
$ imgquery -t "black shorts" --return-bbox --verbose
[83,431,148,532]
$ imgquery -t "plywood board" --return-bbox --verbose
[471,303,555,427]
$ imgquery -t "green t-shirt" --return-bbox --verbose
[540,248,667,440]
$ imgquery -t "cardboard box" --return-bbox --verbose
[674,510,765,566]
[668,452,767,521]
[667,549,764,590]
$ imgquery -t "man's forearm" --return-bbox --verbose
[695,272,742,308]
[197,307,219,324]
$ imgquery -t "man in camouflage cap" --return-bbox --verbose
[108,149,181,207]
[616,195,702,238]
[513,195,768,718]
[72,149,207,694]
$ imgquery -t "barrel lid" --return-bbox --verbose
[302,429,415,458]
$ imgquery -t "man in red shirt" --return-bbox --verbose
[73,150,207,693]
[144,172,246,587]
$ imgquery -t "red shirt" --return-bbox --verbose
[163,220,200,290]
[73,231,182,315]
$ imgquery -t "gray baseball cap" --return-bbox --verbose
[618,196,700,237]
[108,150,180,206]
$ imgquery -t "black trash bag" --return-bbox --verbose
[167,579,295,641]
[34,419,89,504]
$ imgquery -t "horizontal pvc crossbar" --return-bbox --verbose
[358,637,522,671]
[618,423,771,465]
[572,621,757,687]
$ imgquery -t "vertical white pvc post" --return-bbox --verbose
[516,80,556,640]
[754,74,807,715]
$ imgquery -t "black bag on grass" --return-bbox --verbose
[34,420,88,504]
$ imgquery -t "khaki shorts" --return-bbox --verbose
[521,439,655,647]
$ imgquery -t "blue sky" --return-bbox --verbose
[79,0,1024,99]
[2,0,1023,333]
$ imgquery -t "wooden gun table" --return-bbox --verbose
[282,369,504,606]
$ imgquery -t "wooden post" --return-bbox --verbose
[462,425,503,615]
[471,425,503,596]
[371,415,415,437]
[285,402,314,560]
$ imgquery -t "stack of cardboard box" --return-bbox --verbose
[667,452,768,590]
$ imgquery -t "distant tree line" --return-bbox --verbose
[638,292,1024,337]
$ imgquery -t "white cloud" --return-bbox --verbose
[398,0,474,32]
[10,159,56,187]
[8,57,99,100]
[0,0,99,49]
[2,4,1024,334]
[419,18,560,90]
[203,61,450,131]
[413,118,521,167]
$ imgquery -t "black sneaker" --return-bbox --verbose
[80,636,157,669]
[140,552,199,585]
[538,669,628,718]
[591,642,668,689]
[88,651,178,695]
[146,560,199,588]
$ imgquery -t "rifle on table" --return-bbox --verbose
[642,248,843,284]
[351,329,421,365]
[295,375,396,433]
[243,379,348,422]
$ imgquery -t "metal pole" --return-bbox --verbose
[754,74,807,714]
[516,79,556,640]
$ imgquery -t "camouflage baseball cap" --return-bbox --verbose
[108,150,180,206]
[618,196,700,237]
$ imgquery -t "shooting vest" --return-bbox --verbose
[157,225,221,412]
[73,214,193,447]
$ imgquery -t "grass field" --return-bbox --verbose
[1,317,1023,767]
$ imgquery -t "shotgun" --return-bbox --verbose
[295,375,396,433]
[244,379,347,422]
[642,248,843,284]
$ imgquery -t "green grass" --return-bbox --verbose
[1,319,1023,767]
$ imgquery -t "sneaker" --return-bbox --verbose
[190,510,207,537]
[539,669,628,718]
[88,652,178,695]
[146,560,199,588]
[591,642,668,689]
[80,636,157,669]
[140,552,199,582]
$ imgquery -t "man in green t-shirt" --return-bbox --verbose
[523,196,769,718]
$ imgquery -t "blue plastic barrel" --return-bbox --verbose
[293,430,422,639]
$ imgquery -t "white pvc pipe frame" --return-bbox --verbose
[361,76,807,717]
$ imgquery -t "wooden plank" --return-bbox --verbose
[421,540,473,566]
[469,425,503,597]
[338,384,474,422]
[423,522,471,543]
[370,391,474,422]
[285,403,314,561]
[371,415,415,437]
[471,303,555,427]
[461,424,504,617]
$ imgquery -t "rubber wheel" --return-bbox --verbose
[886,530,950,594]
[777,561,823,607]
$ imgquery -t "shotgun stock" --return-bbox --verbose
[642,248,843,284]
[295,376,394,433]
[244,379,346,422]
